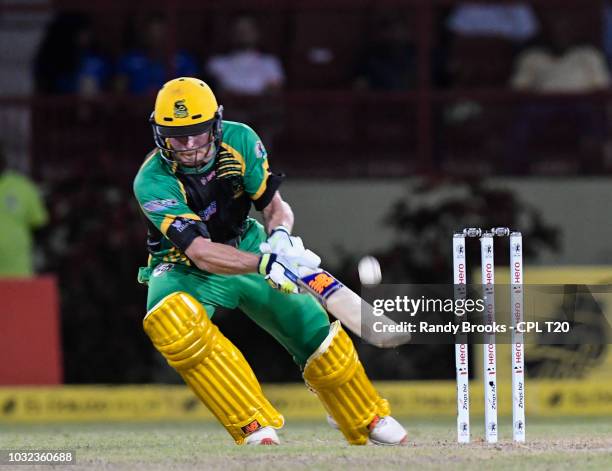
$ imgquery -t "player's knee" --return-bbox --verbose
[143,291,215,371]
[295,324,331,368]
[304,321,357,387]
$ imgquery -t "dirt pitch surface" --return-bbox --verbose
[2,417,611,470]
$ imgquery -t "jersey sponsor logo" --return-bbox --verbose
[153,263,174,277]
[200,170,216,186]
[199,201,217,221]
[254,140,267,159]
[173,99,189,118]
[143,199,179,213]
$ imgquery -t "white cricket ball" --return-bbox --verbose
[358,256,382,285]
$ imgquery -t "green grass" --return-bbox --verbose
[2,417,612,470]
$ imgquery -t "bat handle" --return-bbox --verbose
[283,265,320,282]
[282,266,299,283]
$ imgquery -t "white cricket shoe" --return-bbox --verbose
[368,416,408,445]
[326,414,340,430]
[245,426,280,445]
[327,414,407,445]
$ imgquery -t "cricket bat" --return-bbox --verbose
[284,267,410,348]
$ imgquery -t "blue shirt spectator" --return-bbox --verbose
[115,14,198,95]
[116,50,197,95]
[56,53,111,95]
[447,2,539,42]
[35,12,111,95]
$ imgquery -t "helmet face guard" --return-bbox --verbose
[150,105,224,167]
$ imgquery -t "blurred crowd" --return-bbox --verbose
[34,12,284,97]
[32,4,612,96]
[27,3,612,179]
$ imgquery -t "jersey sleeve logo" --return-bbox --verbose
[171,218,195,233]
[254,140,267,159]
[174,100,189,118]
[143,199,179,212]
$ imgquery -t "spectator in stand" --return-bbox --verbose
[115,13,198,95]
[204,16,285,150]
[34,12,111,95]
[509,11,610,172]
[443,2,539,87]
[204,16,285,95]
[0,143,48,277]
[447,2,539,42]
[512,13,610,92]
[353,13,416,90]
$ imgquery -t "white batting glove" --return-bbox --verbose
[260,226,297,255]
[260,227,321,270]
[284,245,322,272]
[258,252,301,294]
[257,248,322,294]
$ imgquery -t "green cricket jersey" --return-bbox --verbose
[133,120,283,268]
[134,120,330,367]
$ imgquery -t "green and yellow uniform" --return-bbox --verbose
[137,78,394,446]
[133,120,329,366]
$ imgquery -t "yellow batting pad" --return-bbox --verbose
[143,292,283,444]
[303,321,390,445]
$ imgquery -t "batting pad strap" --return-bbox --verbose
[143,292,284,444]
[303,321,390,445]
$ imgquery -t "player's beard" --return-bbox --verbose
[177,142,216,168]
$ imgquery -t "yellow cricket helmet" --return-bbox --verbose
[150,77,223,160]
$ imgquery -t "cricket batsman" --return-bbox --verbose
[133,77,407,445]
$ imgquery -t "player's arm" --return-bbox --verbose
[141,212,304,295]
[186,190,295,274]
[259,191,299,255]
[142,208,260,275]
[184,236,318,295]
[261,191,293,234]
[230,126,296,250]
[185,237,258,274]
